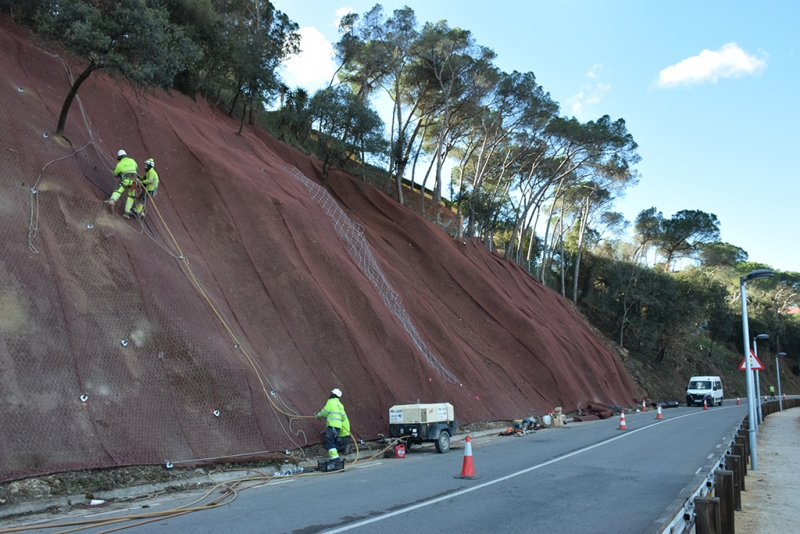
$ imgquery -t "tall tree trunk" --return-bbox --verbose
[572,198,591,303]
[559,214,566,298]
[229,85,242,116]
[248,84,256,125]
[56,61,98,137]
[237,101,247,135]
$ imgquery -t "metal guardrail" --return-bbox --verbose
[655,398,799,533]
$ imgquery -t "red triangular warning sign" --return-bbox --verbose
[739,349,765,371]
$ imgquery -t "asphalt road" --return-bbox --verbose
[13,403,747,534]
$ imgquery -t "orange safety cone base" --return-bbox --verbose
[655,406,663,420]
[618,411,627,430]
[736,398,741,405]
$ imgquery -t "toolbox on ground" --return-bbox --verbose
[389,402,457,453]
[317,457,344,472]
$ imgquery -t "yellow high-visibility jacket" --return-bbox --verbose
[113,157,138,179]
[142,167,159,192]
[339,416,351,438]
[317,397,348,429]
[110,157,139,202]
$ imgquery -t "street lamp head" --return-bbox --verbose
[744,269,775,282]
[755,334,770,341]
[778,352,787,357]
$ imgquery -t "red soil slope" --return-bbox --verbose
[0,18,639,482]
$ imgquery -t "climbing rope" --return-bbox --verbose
[22,52,318,457]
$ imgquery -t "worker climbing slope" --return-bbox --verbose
[133,158,159,219]
[105,149,139,219]
[317,388,349,459]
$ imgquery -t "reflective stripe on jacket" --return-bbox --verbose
[317,398,347,429]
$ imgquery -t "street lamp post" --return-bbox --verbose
[777,352,786,411]
[753,333,769,427]
[740,268,774,471]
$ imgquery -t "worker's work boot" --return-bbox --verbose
[105,199,115,212]
[122,212,131,220]
[328,448,339,459]
[134,210,145,220]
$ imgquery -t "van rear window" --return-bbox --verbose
[689,381,711,390]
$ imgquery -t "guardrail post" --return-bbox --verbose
[695,497,722,534]
[714,470,735,534]
[731,443,746,490]
[725,454,742,511]
[734,435,748,475]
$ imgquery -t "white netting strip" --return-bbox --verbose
[285,166,459,384]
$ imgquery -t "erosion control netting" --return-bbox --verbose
[0,18,640,483]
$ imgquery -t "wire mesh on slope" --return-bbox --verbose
[284,165,459,385]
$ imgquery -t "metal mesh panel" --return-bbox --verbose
[284,165,459,385]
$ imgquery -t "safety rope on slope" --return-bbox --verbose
[22,52,323,458]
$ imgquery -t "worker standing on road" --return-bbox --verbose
[105,150,139,219]
[770,385,776,399]
[133,158,159,219]
[317,388,348,459]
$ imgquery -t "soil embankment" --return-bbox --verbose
[0,17,639,483]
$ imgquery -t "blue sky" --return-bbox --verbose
[270,0,799,273]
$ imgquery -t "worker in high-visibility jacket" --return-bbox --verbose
[133,158,159,219]
[105,149,139,219]
[317,388,348,459]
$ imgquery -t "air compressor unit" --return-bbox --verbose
[389,402,457,453]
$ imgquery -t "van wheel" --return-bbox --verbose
[718,398,723,406]
[435,431,451,453]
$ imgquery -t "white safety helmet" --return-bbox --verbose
[145,158,154,168]
[117,149,127,159]
[331,388,342,398]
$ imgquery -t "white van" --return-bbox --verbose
[686,376,723,406]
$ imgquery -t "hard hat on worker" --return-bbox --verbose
[331,388,342,398]
[145,158,154,168]
[117,149,127,159]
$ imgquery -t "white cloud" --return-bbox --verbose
[568,82,611,120]
[282,27,336,91]
[586,63,604,79]
[654,43,767,89]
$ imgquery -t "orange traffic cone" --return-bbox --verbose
[703,398,708,410]
[455,435,480,479]
[736,397,741,405]
[642,399,647,412]
[618,410,627,430]
[655,405,663,420]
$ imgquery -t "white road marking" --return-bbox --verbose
[324,409,718,533]
[354,462,383,469]
[695,468,703,475]
[707,454,714,459]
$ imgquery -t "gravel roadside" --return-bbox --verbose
[736,408,800,534]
